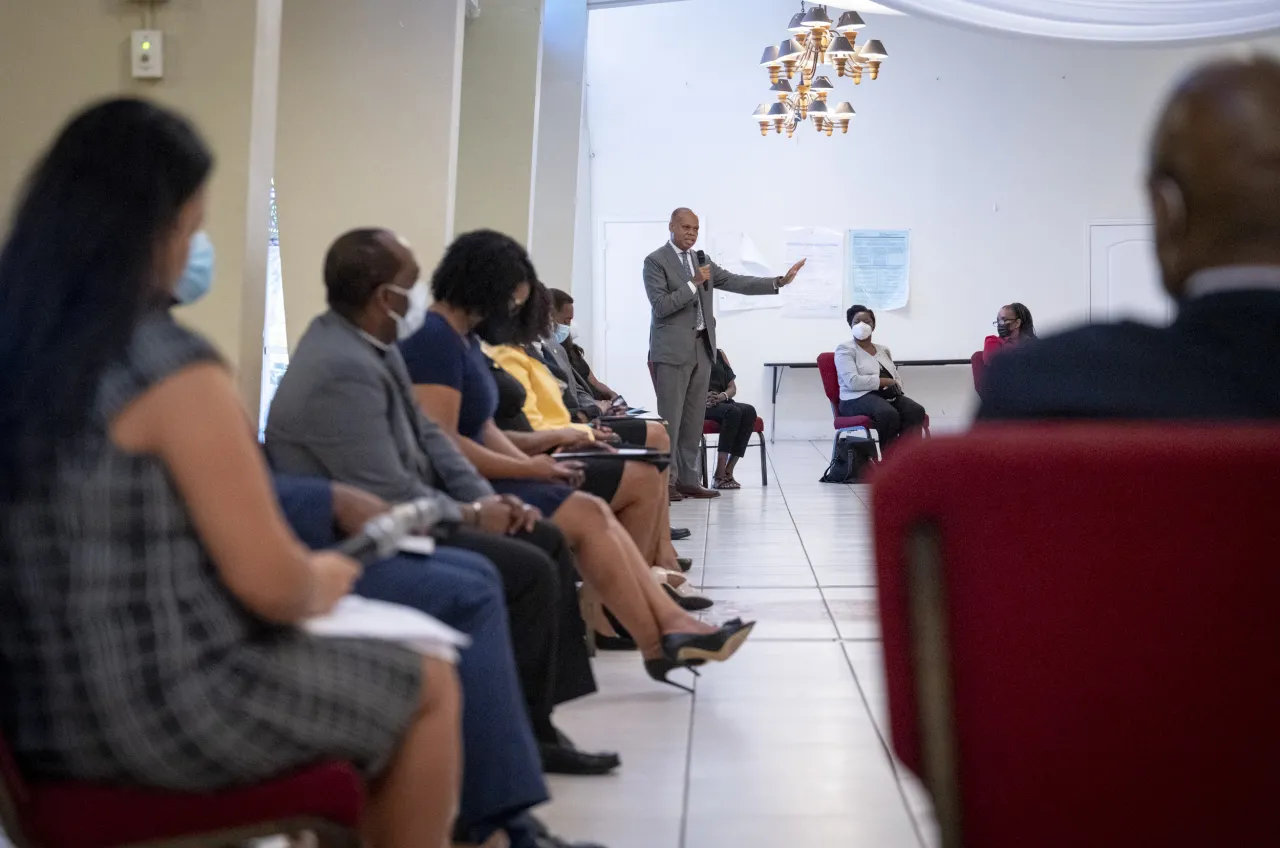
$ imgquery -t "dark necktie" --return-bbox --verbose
[682,250,705,331]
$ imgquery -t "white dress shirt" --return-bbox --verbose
[669,240,706,331]
[1185,265,1280,298]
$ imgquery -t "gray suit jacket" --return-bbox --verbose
[264,310,494,520]
[643,241,778,365]
[541,335,598,417]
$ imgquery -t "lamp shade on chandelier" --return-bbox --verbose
[753,3,889,138]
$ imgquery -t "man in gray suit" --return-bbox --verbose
[644,208,805,496]
[266,228,619,779]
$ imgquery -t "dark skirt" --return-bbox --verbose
[491,479,576,516]
[576,457,625,502]
[605,417,648,447]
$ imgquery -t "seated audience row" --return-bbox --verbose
[0,99,756,848]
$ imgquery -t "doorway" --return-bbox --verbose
[1087,222,1171,326]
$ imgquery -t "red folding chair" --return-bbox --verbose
[969,351,986,394]
[873,424,1280,848]
[0,728,364,848]
[815,352,877,459]
[699,417,768,488]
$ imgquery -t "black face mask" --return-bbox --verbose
[475,312,516,345]
[996,322,1014,339]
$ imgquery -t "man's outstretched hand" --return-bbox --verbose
[778,258,807,287]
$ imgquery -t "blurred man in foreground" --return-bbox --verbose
[980,55,1280,420]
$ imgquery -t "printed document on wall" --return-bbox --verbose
[781,226,844,319]
[848,229,911,310]
[711,232,782,313]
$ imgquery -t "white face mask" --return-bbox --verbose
[388,280,429,340]
[851,321,873,341]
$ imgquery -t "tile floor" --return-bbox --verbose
[540,440,939,848]
[0,440,935,848]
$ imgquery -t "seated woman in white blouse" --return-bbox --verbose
[833,304,928,453]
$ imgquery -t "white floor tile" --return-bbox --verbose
[537,440,928,848]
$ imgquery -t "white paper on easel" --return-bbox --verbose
[713,233,783,313]
[305,596,470,662]
[781,227,845,319]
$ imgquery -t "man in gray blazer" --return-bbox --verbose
[644,207,805,496]
[266,228,619,778]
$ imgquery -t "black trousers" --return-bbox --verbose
[837,393,927,451]
[435,520,597,741]
[705,400,758,458]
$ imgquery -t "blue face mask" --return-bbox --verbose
[174,231,215,305]
[553,323,571,344]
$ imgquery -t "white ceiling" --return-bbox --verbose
[585,1,903,14]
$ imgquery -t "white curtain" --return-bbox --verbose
[875,0,1280,44]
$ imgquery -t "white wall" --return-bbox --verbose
[531,0,589,287]
[571,104,597,326]
[583,0,1280,436]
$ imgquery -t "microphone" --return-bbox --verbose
[696,250,708,288]
[335,497,449,566]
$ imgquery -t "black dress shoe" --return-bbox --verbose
[670,526,691,540]
[537,833,608,848]
[594,631,637,651]
[538,731,620,775]
[509,813,609,848]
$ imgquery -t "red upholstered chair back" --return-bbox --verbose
[0,730,31,845]
[969,351,985,393]
[815,353,842,413]
[873,424,1280,848]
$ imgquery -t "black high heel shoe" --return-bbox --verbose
[644,656,703,693]
[661,618,755,665]
[661,581,713,611]
[643,619,755,693]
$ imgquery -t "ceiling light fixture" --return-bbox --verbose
[753,2,890,137]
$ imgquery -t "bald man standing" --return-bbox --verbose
[980,55,1280,421]
[644,208,805,496]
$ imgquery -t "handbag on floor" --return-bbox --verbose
[820,429,875,483]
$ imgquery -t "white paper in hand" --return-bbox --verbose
[305,596,470,662]
[398,535,436,556]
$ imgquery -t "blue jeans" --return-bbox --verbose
[268,473,547,843]
[355,550,549,844]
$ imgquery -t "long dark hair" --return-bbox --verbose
[0,99,213,500]
[510,281,554,346]
[1007,302,1036,338]
[432,229,539,345]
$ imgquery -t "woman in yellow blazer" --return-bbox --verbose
[485,306,696,586]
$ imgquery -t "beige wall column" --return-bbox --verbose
[276,0,467,349]
[0,0,282,414]
[454,0,546,244]
[529,0,588,288]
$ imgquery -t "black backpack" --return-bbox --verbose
[820,430,875,483]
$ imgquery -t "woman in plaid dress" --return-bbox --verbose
[0,100,460,847]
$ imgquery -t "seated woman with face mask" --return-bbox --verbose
[983,302,1037,364]
[833,304,928,454]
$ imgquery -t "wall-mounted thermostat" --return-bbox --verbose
[131,30,164,79]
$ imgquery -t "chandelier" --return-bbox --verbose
[752,3,889,137]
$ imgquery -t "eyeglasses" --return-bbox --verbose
[993,319,1017,327]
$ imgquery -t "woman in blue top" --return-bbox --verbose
[400,230,754,691]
